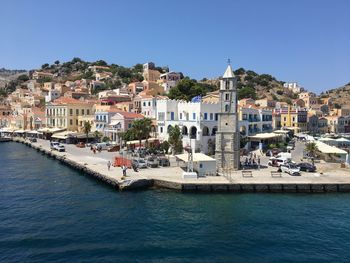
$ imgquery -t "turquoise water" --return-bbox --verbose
[1,142,350,262]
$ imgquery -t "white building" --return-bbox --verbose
[141,95,157,119]
[283,82,304,93]
[159,72,181,93]
[239,106,273,137]
[156,99,219,154]
[45,89,61,103]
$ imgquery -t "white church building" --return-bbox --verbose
[156,99,219,154]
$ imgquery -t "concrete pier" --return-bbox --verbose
[8,138,350,193]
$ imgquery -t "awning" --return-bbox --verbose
[0,127,15,132]
[335,138,350,143]
[316,141,347,154]
[175,153,216,162]
[14,129,25,133]
[38,127,66,133]
[27,130,39,134]
[51,131,75,139]
[318,137,336,142]
[110,121,121,126]
[126,138,158,145]
[249,133,282,140]
[273,130,290,134]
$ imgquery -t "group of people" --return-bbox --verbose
[90,145,102,154]
[242,152,261,169]
[106,161,128,177]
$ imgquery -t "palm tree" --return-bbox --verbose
[131,119,145,148]
[93,130,102,143]
[131,118,152,148]
[305,142,318,165]
[142,118,153,147]
[168,125,183,154]
[83,121,92,143]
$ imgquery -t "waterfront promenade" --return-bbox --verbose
[10,138,350,192]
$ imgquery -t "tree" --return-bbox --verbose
[334,103,341,109]
[305,142,318,157]
[168,125,183,154]
[83,121,91,143]
[130,118,152,147]
[93,131,102,142]
[160,140,170,154]
[37,76,53,83]
[41,63,49,69]
[94,60,107,66]
[17,74,29,82]
[133,63,143,72]
[237,86,257,100]
[54,60,60,65]
[207,139,215,156]
[168,77,217,101]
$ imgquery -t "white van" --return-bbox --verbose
[94,142,110,150]
[268,157,290,167]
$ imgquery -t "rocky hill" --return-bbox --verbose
[200,68,298,103]
[0,59,319,105]
[0,68,28,88]
[321,83,350,107]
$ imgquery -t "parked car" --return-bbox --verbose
[50,142,59,150]
[29,137,37,143]
[147,157,159,168]
[50,142,65,152]
[132,159,147,169]
[297,162,316,172]
[158,157,170,167]
[94,142,110,151]
[268,157,290,167]
[279,163,301,176]
[76,142,85,148]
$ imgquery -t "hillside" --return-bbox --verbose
[199,68,298,103]
[321,83,350,107]
[0,68,28,88]
[1,59,307,105]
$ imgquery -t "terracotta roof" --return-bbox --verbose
[116,111,144,119]
[52,97,92,105]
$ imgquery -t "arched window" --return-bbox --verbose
[190,126,197,139]
[202,126,209,136]
[225,104,229,112]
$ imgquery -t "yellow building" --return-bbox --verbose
[279,106,308,132]
[46,97,95,131]
[77,115,96,132]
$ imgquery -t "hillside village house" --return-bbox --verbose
[238,105,273,137]
[94,107,121,134]
[105,111,144,142]
[276,106,308,132]
[32,71,53,80]
[127,82,144,95]
[325,116,345,134]
[255,98,276,108]
[283,82,304,93]
[157,71,181,93]
[46,97,95,132]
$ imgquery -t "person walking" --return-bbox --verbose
[258,156,261,170]
[122,165,127,177]
[107,161,111,171]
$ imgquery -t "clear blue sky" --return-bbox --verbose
[1,0,349,93]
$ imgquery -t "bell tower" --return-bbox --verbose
[215,61,240,172]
